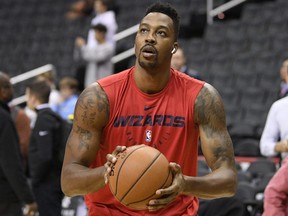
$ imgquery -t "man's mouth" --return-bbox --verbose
[141,45,157,58]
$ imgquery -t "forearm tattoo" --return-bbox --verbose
[212,134,235,169]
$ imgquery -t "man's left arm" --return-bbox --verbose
[147,83,237,211]
[190,83,237,199]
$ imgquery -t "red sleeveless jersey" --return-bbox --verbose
[85,67,205,216]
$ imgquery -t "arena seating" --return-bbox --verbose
[183,1,287,154]
[1,0,285,153]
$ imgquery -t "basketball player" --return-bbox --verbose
[61,2,237,215]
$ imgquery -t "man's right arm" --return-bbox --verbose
[61,83,109,196]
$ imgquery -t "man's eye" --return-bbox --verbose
[157,31,166,36]
[140,28,148,33]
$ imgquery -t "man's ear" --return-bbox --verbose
[171,43,178,54]
[171,47,176,54]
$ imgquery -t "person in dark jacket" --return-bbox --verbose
[26,79,64,216]
[0,72,37,216]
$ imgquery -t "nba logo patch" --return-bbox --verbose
[146,130,152,142]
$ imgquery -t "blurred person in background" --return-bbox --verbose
[36,71,61,107]
[75,23,115,90]
[74,0,117,90]
[171,46,202,80]
[1,69,32,173]
[65,0,95,20]
[26,79,64,216]
[0,72,37,216]
[262,156,288,216]
[86,0,118,48]
[52,76,79,120]
[25,71,61,129]
[279,59,288,98]
[10,102,31,174]
[260,95,288,161]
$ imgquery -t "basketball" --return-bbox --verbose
[108,145,173,210]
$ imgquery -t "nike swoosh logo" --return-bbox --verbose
[144,105,156,111]
[39,131,49,136]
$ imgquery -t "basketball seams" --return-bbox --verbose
[120,152,162,202]
[114,145,146,197]
[126,159,172,208]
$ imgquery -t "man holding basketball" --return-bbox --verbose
[61,2,237,215]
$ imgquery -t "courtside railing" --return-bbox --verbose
[207,0,247,25]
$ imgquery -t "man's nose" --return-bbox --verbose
[145,32,156,44]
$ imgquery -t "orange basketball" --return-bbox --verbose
[108,145,173,210]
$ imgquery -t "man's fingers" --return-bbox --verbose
[104,146,127,184]
[106,154,116,163]
[113,146,126,155]
[169,162,181,173]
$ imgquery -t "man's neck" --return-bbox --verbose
[133,65,171,94]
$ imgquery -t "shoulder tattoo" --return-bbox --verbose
[194,84,226,136]
[75,83,109,126]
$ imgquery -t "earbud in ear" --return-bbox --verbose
[171,47,176,54]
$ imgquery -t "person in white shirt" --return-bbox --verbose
[75,23,114,88]
[74,0,117,90]
[260,96,288,160]
[87,0,118,48]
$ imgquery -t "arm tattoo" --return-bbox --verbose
[212,135,235,169]
[73,83,109,152]
[195,84,226,138]
[75,84,109,126]
[195,84,235,169]
[76,126,91,151]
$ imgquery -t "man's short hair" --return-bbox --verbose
[91,23,107,33]
[27,79,51,104]
[145,2,180,41]
[59,76,79,92]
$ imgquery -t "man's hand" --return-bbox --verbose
[23,202,37,216]
[75,37,86,48]
[147,162,185,211]
[275,140,288,153]
[104,146,126,184]
[283,140,288,152]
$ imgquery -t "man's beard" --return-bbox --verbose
[137,55,158,69]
